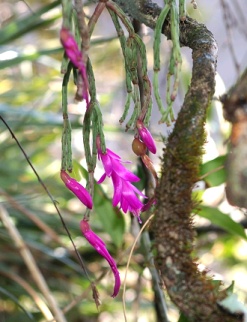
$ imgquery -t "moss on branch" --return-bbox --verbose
[112,0,243,321]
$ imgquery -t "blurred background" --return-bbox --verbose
[0,0,247,321]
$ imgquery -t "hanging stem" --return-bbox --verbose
[179,0,186,21]
[61,63,73,171]
[88,2,106,37]
[153,3,171,124]
[0,115,92,286]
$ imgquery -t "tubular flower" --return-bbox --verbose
[80,219,120,297]
[60,170,93,209]
[97,146,146,223]
[60,27,89,106]
[136,120,156,154]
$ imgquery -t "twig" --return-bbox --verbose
[0,115,91,282]
[0,188,62,245]
[122,214,154,322]
[0,205,67,322]
[199,165,224,180]
[220,0,240,74]
[141,231,169,322]
[1,270,54,321]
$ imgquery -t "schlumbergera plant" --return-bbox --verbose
[59,0,183,299]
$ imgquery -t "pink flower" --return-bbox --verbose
[136,120,156,154]
[97,145,146,223]
[60,27,89,106]
[98,148,139,182]
[80,219,120,297]
[60,170,93,209]
[111,172,145,221]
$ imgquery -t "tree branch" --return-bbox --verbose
[112,0,243,321]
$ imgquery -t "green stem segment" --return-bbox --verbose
[153,1,182,125]
[61,63,73,172]
[107,2,152,129]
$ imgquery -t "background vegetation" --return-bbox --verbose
[0,0,247,321]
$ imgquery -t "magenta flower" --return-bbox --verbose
[97,144,146,223]
[136,120,156,154]
[60,27,89,106]
[80,219,120,297]
[60,170,93,209]
[111,172,145,221]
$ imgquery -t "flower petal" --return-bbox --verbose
[111,172,122,207]
[97,172,107,184]
[136,120,156,154]
[60,171,93,209]
[130,183,147,198]
[97,146,146,221]
[100,153,113,177]
[80,220,121,297]
[106,148,121,160]
[111,158,140,182]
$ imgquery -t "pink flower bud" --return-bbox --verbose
[60,28,89,107]
[80,220,121,297]
[60,170,93,209]
[60,28,83,70]
[136,120,156,154]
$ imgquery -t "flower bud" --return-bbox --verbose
[132,138,147,156]
[80,219,121,297]
[60,170,93,209]
[136,120,156,154]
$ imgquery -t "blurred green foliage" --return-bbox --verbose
[0,1,247,322]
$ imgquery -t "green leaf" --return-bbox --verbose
[0,1,61,45]
[178,312,191,322]
[224,281,235,295]
[199,155,226,187]
[197,206,247,240]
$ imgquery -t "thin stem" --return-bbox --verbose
[88,2,106,37]
[74,0,90,58]
[61,0,73,29]
[61,63,73,171]
[141,232,169,322]
[0,205,67,322]
[122,214,154,322]
[220,0,240,74]
[179,0,186,21]
[106,1,135,36]
[0,189,62,245]
[0,115,92,283]
[1,271,54,321]
[153,3,170,123]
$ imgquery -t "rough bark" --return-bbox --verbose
[112,1,243,321]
